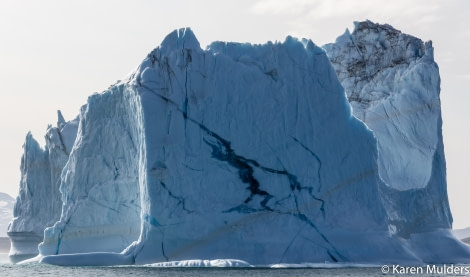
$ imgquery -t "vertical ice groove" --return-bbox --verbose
[161,241,169,261]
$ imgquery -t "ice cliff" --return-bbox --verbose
[9,21,470,265]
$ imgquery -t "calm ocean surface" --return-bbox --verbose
[0,254,466,277]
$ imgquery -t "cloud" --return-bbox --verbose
[249,0,453,46]
[251,0,442,21]
[251,0,316,15]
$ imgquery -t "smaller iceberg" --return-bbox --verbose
[8,111,78,263]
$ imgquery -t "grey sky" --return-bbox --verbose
[0,0,468,228]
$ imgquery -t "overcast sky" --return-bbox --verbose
[0,0,469,228]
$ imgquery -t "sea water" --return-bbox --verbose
[0,254,466,277]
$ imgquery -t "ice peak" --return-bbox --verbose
[333,28,352,45]
[160,27,200,54]
[57,110,66,129]
[351,20,427,61]
[24,131,38,148]
[353,19,395,33]
[25,131,33,140]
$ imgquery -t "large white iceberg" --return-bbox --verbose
[9,21,470,266]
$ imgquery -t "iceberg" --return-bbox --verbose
[323,20,458,252]
[7,111,78,263]
[9,21,470,266]
[0,192,14,237]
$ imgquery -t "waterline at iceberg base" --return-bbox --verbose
[9,20,470,266]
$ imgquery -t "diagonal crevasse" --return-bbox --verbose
[203,137,273,209]
[144,88,346,262]
[55,128,69,156]
[159,181,192,213]
[286,173,325,219]
[290,136,323,192]
[273,209,348,263]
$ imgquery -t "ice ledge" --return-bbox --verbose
[8,232,43,264]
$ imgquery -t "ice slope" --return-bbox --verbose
[11,21,470,265]
[323,20,452,235]
[7,111,78,263]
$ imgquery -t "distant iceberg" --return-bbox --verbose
[0,192,15,238]
[9,21,470,266]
